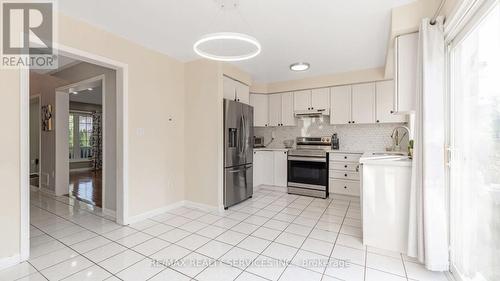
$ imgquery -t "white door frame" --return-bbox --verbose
[29,94,42,188]
[55,75,106,206]
[20,43,129,261]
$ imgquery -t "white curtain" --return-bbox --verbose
[407,17,449,271]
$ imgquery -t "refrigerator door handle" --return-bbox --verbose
[240,114,246,154]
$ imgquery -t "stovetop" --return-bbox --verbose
[288,137,332,157]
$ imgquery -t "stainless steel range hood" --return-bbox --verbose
[294,108,329,118]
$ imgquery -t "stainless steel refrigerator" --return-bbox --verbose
[224,99,254,209]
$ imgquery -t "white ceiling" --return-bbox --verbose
[69,85,103,105]
[58,0,415,83]
[32,55,78,74]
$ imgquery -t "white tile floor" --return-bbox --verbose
[0,186,450,281]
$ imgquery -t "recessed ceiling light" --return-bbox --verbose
[87,88,93,91]
[290,62,310,72]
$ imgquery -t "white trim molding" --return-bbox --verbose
[102,208,116,218]
[125,200,219,225]
[0,255,21,271]
[183,201,219,213]
[126,201,185,225]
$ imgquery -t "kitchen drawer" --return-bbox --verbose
[329,162,360,172]
[329,179,360,196]
[329,153,362,163]
[329,171,359,181]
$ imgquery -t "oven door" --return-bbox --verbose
[287,156,328,190]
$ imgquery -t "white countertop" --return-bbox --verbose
[359,151,412,167]
[253,147,290,151]
[327,150,364,154]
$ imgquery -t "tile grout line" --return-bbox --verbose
[320,200,352,281]
[184,188,305,281]
[147,188,300,281]
[218,190,312,281]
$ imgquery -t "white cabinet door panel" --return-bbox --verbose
[330,85,351,125]
[395,33,418,113]
[223,76,236,101]
[311,88,330,112]
[253,151,263,187]
[273,151,288,187]
[352,83,375,124]
[294,90,311,111]
[261,151,274,186]
[236,82,250,104]
[281,92,296,126]
[268,94,282,127]
[376,81,406,123]
[250,94,268,127]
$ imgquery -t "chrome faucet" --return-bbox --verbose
[391,126,410,151]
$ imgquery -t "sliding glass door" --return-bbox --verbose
[449,2,500,280]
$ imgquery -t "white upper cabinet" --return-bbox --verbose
[281,92,296,126]
[267,92,295,127]
[311,88,330,111]
[223,76,236,101]
[223,76,250,105]
[268,94,282,127]
[294,88,330,114]
[330,85,352,125]
[293,90,311,111]
[351,83,376,124]
[236,82,250,104]
[249,94,269,127]
[376,80,406,123]
[394,32,418,113]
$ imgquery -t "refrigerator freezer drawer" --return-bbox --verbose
[224,164,253,208]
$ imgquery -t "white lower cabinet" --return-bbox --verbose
[253,150,288,187]
[273,150,288,187]
[328,152,362,196]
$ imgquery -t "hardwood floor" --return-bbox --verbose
[69,170,102,208]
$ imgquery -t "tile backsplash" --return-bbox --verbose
[254,116,409,152]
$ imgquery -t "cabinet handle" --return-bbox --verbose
[352,121,355,124]
[390,110,394,114]
[344,186,347,189]
[348,121,351,124]
[376,120,380,123]
[344,156,347,159]
[344,165,348,168]
[311,107,314,110]
[344,174,348,177]
[284,151,287,154]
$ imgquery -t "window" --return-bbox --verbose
[449,2,500,280]
[69,113,93,160]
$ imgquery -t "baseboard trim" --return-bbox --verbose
[182,200,219,212]
[38,186,55,196]
[102,208,116,218]
[0,255,21,271]
[125,201,185,225]
[125,200,220,225]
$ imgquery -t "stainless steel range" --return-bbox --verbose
[288,137,331,198]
